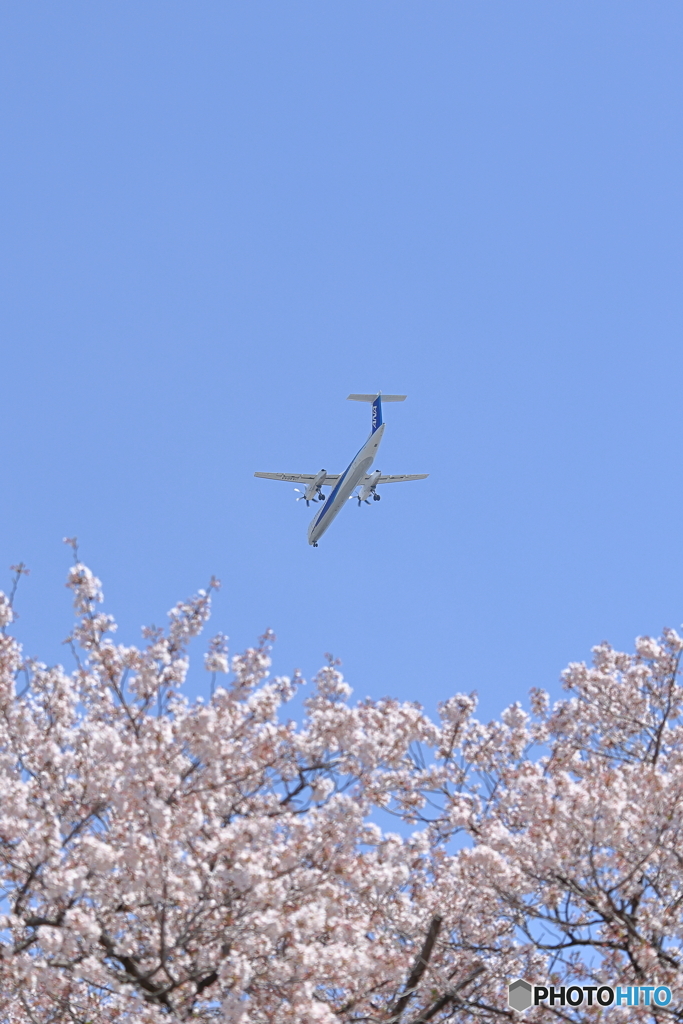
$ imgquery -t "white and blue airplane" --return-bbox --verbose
[255,393,428,546]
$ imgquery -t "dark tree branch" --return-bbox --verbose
[406,963,485,1024]
[389,914,443,1020]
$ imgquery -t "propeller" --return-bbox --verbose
[294,488,325,507]
[294,488,313,507]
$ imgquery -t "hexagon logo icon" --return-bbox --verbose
[508,979,533,1012]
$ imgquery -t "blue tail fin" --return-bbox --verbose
[347,393,406,432]
[371,395,382,433]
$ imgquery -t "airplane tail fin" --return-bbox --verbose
[347,393,407,434]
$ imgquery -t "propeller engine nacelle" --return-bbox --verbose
[295,470,328,506]
[357,470,382,505]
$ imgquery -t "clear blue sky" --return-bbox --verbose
[2,2,682,721]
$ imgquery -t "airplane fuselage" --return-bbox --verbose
[307,423,385,546]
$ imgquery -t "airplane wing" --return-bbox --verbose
[254,472,342,484]
[376,474,429,483]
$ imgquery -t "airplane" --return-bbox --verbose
[255,393,428,546]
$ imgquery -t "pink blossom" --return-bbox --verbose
[1,560,682,1022]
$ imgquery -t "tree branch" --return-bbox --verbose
[389,914,443,1020]
[406,963,485,1024]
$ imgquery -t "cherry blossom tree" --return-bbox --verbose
[0,549,682,1022]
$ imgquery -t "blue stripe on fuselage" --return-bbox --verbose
[311,466,350,528]
[311,438,369,529]
[310,422,384,541]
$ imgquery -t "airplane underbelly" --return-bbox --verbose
[308,457,373,544]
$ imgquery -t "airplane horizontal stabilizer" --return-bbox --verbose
[347,394,407,402]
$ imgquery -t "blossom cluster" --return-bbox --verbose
[1,561,682,1022]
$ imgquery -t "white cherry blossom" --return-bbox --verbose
[0,559,682,1021]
